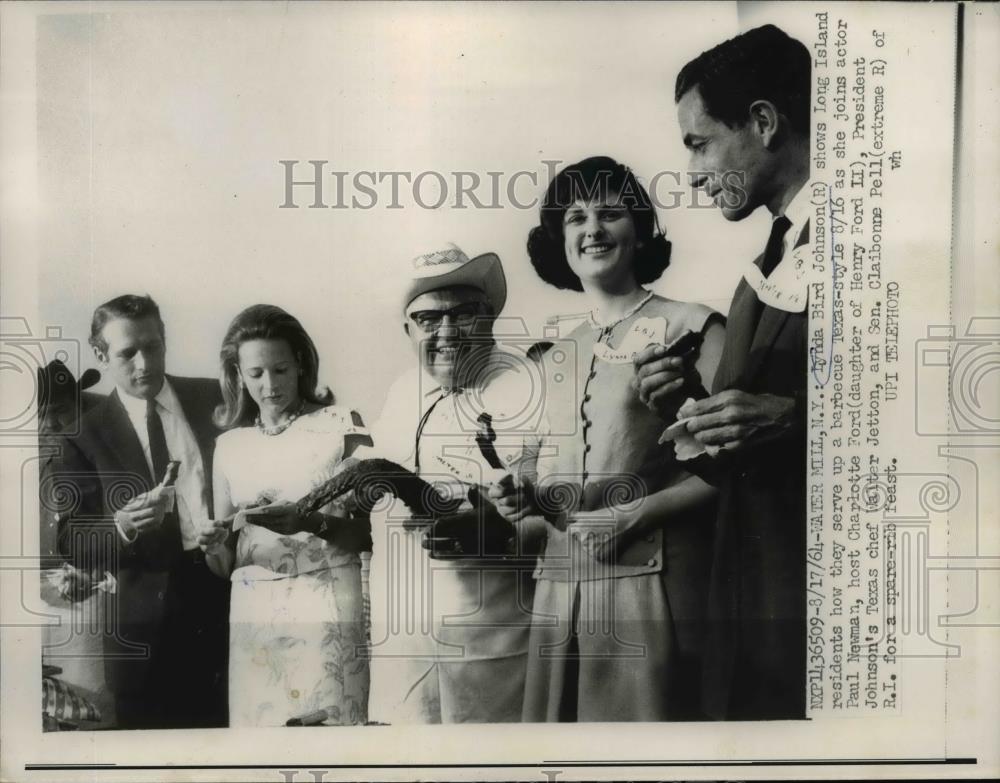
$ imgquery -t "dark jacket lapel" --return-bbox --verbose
[99,390,153,490]
[739,220,810,388]
[742,308,792,388]
[713,277,760,393]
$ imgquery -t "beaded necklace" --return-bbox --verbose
[255,400,306,436]
[590,289,654,333]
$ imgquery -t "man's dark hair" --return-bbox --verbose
[675,24,811,136]
[89,294,164,354]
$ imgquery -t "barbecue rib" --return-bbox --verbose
[294,458,463,519]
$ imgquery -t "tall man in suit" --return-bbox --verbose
[53,294,228,728]
[634,24,811,719]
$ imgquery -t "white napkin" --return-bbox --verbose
[658,398,721,461]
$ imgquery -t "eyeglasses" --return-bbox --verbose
[408,303,489,333]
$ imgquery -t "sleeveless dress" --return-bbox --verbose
[214,405,370,727]
[524,293,723,721]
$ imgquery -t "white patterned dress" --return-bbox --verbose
[214,405,370,727]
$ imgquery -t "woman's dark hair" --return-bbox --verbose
[526,156,671,292]
[214,304,332,430]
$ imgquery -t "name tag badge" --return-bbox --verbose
[744,244,811,313]
[593,316,668,363]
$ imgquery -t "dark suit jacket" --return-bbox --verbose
[52,375,225,697]
[700,222,809,720]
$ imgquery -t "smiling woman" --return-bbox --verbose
[527,156,673,296]
[518,156,728,722]
[562,201,640,291]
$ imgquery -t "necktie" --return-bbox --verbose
[715,215,795,393]
[750,215,795,333]
[760,215,793,278]
[146,398,171,483]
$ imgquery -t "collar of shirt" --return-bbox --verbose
[417,346,504,403]
[117,377,180,424]
[779,182,811,257]
[421,377,454,400]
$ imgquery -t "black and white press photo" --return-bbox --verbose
[0,1,997,781]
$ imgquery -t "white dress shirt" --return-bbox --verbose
[118,379,211,550]
[367,356,544,488]
[362,348,543,722]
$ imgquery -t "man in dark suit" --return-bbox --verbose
[52,294,228,729]
[634,25,811,719]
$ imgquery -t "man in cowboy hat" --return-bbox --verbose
[363,243,544,724]
[37,360,102,559]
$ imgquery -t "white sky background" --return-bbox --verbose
[36,1,816,419]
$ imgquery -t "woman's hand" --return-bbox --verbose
[197,517,230,553]
[632,339,705,419]
[487,473,539,522]
[488,476,549,557]
[571,508,649,563]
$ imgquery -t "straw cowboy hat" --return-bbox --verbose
[401,243,507,314]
